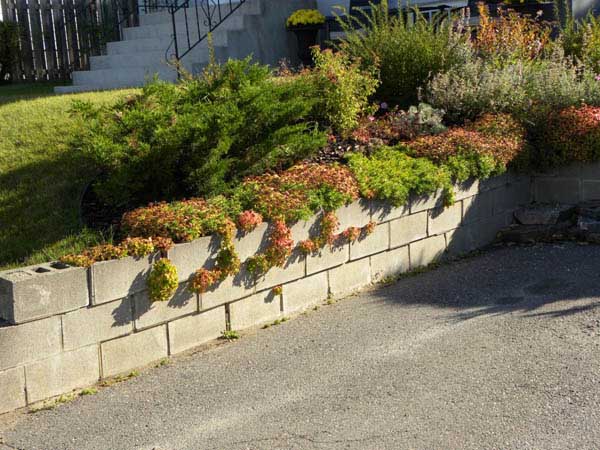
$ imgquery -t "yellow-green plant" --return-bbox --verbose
[147,258,178,302]
[286,9,325,28]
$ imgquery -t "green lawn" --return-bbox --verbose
[0,84,138,269]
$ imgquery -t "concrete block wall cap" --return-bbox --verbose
[90,253,158,305]
[370,199,410,223]
[0,262,89,325]
[409,190,445,214]
[335,199,372,229]
[234,222,269,261]
[133,285,198,330]
[453,179,479,201]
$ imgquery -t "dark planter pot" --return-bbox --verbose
[499,2,555,21]
[288,25,321,67]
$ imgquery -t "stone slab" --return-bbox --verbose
[282,272,329,313]
[409,235,446,269]
[410,190,444,213]
[201,266,255,310]
[62,298,133,351]
[234,222,269,262]
[583,180,600,201]
[168,306,226,355]
[90,254,157,305]
[336,199,372,229]
[0,366,26,414]
[534,178,581,204]
[229,291,282,330]
[462,192,494,224]
[100,325,168,377]
[389,212,428,249]
[428,203,462,236]
[306,243,349,275]
[349,223,389,260]
[133,285,197,330]
[0,263,88,325]
[167,237,215,282]
[370,199,409,223]
[0,316,61,371]
[255,251,305,292]
[454,179,479,201]
[370,246,410,282]
[25,345,100,403]
[328,258,371,298]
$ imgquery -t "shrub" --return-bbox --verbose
[236,163,359,223]
[74,58,328,207]
[427,56,600,123]
[312,48,379,137]
[336,0,471,106]
[408,113,527,180]
[237,210,263,233]
[475,5,551,64]
[189,267,222,294]
[530,105,600,170]
[147,258,178,302]
[121,196,237,243]
[347,146,452,207]
[0,22,19,82]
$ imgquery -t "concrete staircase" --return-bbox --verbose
[55,0,263,93]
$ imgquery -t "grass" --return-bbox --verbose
[0,84,138,269]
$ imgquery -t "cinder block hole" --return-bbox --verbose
[34,267,51,273]
[49,261,69,270]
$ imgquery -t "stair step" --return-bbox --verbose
[122,19,236,42]
[72,66,178,87]
[91,51,168,70]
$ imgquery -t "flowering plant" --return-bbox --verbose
[286,9,325,28]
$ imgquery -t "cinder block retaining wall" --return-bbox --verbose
[0,172,533,414]
[531,162,600,204]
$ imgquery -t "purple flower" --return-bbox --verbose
[368,116,376,122]
[595,74,600,81]
[380,102,389,110]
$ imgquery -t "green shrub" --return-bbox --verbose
[0,22,19,83]
[312,48,379,137]
[346,146,452,207]
[286,9,325,27]
[147,258,178,303]
[427,56,600,123]
[74,58,328,207]
[335,0,471,106]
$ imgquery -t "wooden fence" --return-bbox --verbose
[0,0,138,82]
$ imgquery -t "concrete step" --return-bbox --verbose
[122,17,238,42]
[90,51,167,70]
[138,0,261,26]
[72,65,178,87]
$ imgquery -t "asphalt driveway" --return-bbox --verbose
[1,243,600,450]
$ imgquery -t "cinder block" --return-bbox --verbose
[0,367,26,414]
[371,199,409,223]
[234,222,269,261]
[462,192,494,224]
[167,237,214,282]
[62,298,133,351]
[409,235,446,269]
[479,173,507,192]
[445,226,477,256]
[454,179,479,201]
[556,162,583,178]
[580,161,600,179]
[534,178,581,204]
[428,203,462,236]
[100,325,168,377]
[229,290,281,330]
[201,266,255,310]
[282,272,328,313]
[25,345,100,403]
[290,216,319,243]
[350,223,389,260]
[370,246,410,282]
[90,254,157,305]
[328,258,371,298]
[583,180,600,201]
[306,243,349,275]
[0,263,88,325]
[493,180,530,214]
[168,306,226,355]
[255,251,305,292]
[0,316,61,371]
[389,212,428,248]
[410,190,444,213]
[336,199,372,229]
[133,285,197,330]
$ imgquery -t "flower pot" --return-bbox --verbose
[289,25,321,67]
